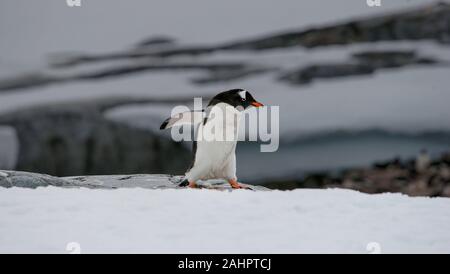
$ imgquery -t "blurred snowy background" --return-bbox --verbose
[1,0,450,194]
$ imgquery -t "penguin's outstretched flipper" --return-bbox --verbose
[160,110,205,130]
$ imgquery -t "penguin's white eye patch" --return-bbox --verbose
[238,90,247,99]
[241,97,246,101]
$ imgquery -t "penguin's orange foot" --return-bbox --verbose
[188,181,198,188]
[228,179,251,190]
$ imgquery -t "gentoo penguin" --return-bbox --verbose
[160,89,264,189]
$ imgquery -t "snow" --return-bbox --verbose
[0,187,449,253]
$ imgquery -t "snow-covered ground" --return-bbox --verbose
[1,187,449,253]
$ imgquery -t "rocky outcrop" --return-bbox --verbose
[0,97,192,177]
[3,50,437,91]
[279,50,439,85]
[279,63,375,85]
[0,170,76,189]
[263,152,450,197]
[0,62,254,91]
[221,2,450,50]
[0,170,268,190]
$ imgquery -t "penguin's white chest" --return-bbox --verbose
[186,103,241,181]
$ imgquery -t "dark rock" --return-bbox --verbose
[0,98,191,177]
[279,63,375,85]
[279,50,439,85]
[352,50,438,68]
[0,62,251,92]
[0,73,62,91]
[134,36,176,48]
[263,152,450,197]
[191,67,275,84]
[48,45,219,68]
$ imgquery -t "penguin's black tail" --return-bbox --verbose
[178,178,190,187]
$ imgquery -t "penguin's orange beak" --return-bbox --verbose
[251,101,264,108]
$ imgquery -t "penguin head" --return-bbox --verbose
[208,89,264,110]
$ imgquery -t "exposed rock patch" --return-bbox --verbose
[0,170,268,190]
[279,63,375,85]
[0,170,76,189]
[221,2,450,50]
[263,152,450,197]
[279,50,440,85]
